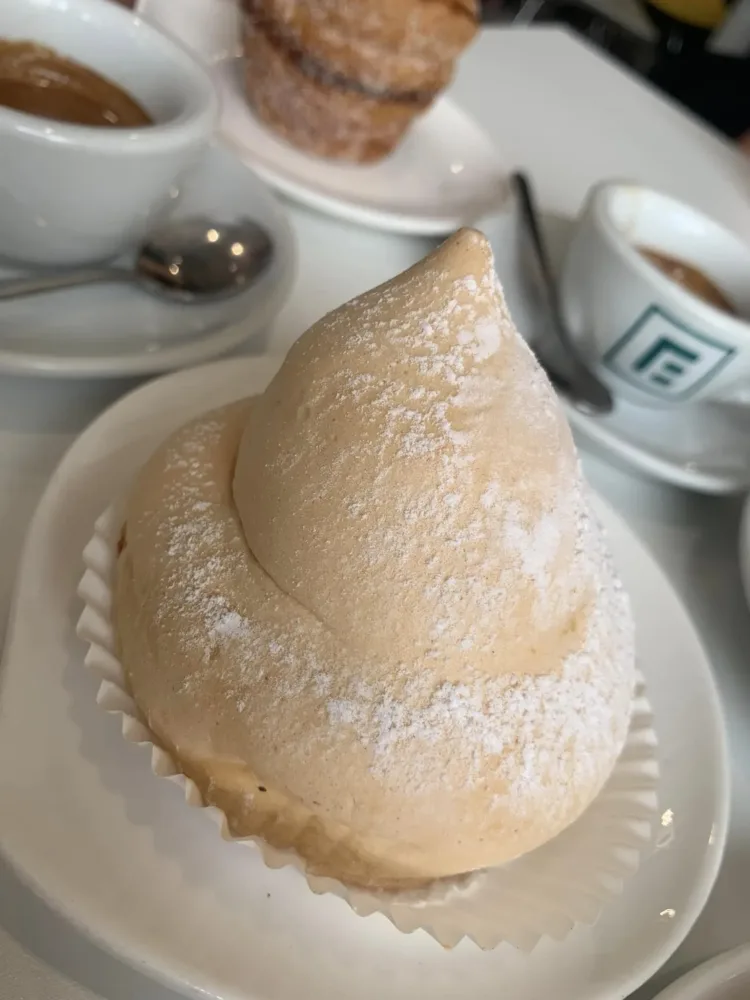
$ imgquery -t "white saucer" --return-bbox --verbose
[653,944,750,1000]
[560,395,750,496]
[0,358,729,1000]
[0,142,295,378]
[215,57,508,235]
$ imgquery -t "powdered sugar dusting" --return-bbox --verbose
[125,236,635,849]
[134,411,633,825]
[246,245,581,668]
[456,315,501,362]
[501,500,563,595]
[320,480,633,807]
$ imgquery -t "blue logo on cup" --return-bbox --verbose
[604,305,735,400]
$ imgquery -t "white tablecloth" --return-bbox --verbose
[2,27,750,1000]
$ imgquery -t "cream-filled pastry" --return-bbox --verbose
[115,229,635,890]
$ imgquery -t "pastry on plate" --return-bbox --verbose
[240,0,479,162]
[114,229,636,890]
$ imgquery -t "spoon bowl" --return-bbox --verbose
[0,216,274,304]
[136,217,274,302]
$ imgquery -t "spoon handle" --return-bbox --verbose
[512,172,575,352]
[511,171,614,415]
[0,267,125,301]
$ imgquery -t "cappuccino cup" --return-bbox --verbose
[560,183,750,408]
[0,0,217,266]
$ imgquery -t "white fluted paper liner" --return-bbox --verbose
[77,503,659,952]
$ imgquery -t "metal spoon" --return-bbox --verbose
[511,172,614,416]
[0,217,274,303]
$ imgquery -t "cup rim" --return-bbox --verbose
[588,179,750,336]
[0,0,217,152]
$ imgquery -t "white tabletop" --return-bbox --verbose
[2,26,750,1000]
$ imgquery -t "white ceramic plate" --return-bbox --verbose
[560,395,750,496]
[215,58,508,236]
[0,143,295,377]
[137,0,507,236]
[0,358,729,1000]
[653,944,750,1000]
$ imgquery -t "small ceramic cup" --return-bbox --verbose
[560,182,750,408]
[0,0,218,267]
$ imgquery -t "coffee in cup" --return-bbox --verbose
[637,247,736,317]
[0,39,152,127]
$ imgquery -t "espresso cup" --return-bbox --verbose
[0,0,217,267]
[560,182,750,407]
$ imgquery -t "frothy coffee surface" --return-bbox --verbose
[0,39,151,127]
[638,246,736,316]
